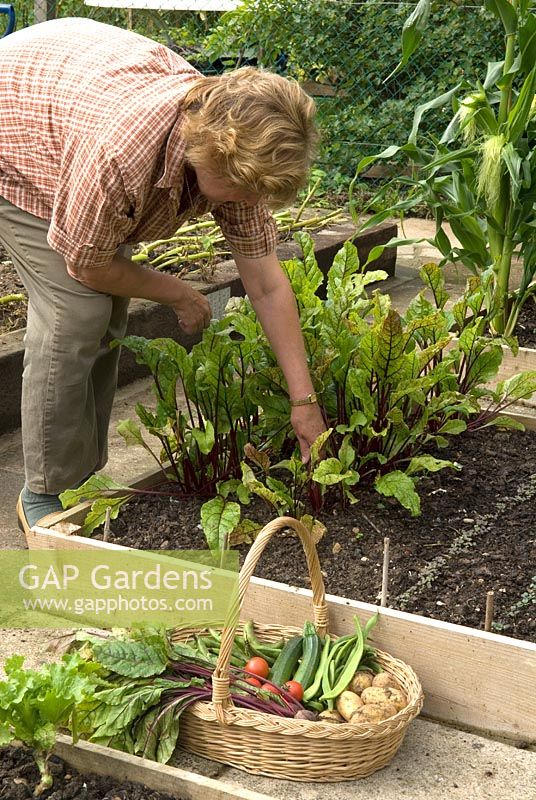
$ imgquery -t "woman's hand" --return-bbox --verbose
[291,403,327,464]
[171,285,212,334]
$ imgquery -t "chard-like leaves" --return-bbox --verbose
[91,639,168,678]
[59,475,134,536]
[375,471,421,517]
[200,495,241,555]
[311,458,359,487]
[59,475,132,509]
[134,703,180,763]
[406,455,461,476]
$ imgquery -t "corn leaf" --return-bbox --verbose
[485,0,518,35]
[519,12,536,73]
[507,65,536,143]
[384,0,431,83]
[409,83,462,144]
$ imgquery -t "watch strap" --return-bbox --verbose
[290,392,318,407]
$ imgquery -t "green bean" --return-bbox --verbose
[321,622,364,701]
[195,636,210,659]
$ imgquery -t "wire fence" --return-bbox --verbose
[5,1,505,183]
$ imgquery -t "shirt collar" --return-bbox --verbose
[154,115,187,190]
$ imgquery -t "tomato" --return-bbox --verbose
[245,676,262,687]
[283,680,304,701]
[261,682,282,695]
[244,656,270,679]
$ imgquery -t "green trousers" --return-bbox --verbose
[0,196,130,493]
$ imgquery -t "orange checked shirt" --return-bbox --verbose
[0,18,277,274]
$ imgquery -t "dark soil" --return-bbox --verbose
[0,745,183,800]
[99,426,536,643]
[515,298,536,348]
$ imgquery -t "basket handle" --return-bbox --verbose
[211,516,328,723]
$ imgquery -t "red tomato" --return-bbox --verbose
[283,680,304,701]
[245,676,262,687]
[244,657,270,679]
[261,682,282,695]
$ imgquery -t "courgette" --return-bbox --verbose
[269,635,303,686]
[303,634,331,702]
[292,622,321,691]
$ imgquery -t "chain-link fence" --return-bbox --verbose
[3,2,504,184]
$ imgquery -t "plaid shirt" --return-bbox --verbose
[0,18,277,272]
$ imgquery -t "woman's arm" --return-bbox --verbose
[234,249,326,462]
[71,253,212,334]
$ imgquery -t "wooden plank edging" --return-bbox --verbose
[54,735,274,800]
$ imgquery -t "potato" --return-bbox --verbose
[378,702,398,719]
[336,690,364,721]
[360,687,393,706]
[319,709,344,724]
[361,685,408,711]
[347,671,374,695]
[385,687,407,711]
[349,703,389,724]
[372,672,400,690]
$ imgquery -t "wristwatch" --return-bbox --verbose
[290,392,318,407]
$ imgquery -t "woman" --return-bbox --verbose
[0,17,326,532]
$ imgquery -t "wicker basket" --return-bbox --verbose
[173,516,424,782]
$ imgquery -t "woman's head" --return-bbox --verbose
[182,67,319,208]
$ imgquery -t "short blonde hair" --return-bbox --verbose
[182,67,319,208]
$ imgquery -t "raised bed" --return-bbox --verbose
[0,220,396,435]
[24,457,536,746]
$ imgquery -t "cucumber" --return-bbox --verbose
[292,622,321,691]
[269,635,303,686]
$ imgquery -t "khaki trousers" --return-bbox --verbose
[0,196,130,493]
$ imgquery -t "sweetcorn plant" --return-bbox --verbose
[353,0,536,336]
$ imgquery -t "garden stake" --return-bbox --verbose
[381,537,390,607]
[484,590,495,633]
[103,506,112,542]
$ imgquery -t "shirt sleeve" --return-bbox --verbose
[47,136,136,275]
[211,201,278,260]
